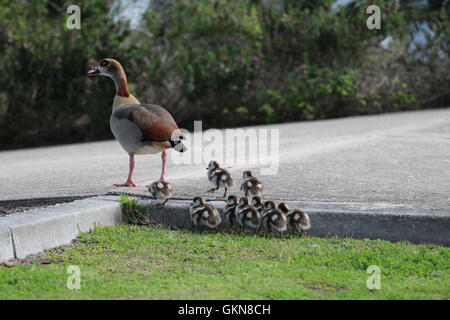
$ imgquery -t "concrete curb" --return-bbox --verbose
[1,196,449,263]
[138,199,450,247]
[0,196,122,262]
[0,226,14,262]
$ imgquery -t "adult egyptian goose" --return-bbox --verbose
[87,58,186,187]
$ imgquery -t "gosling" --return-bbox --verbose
[189,196,222,232]
[224,195,239,230]
[148,180,173,207]
[278,203,311,236]
[261,201,287,237]
[206,160,235,198]
[235,197,261,233]
[240,170,263,198]
[251,196,264,214]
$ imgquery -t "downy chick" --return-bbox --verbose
[240,170,263,198]
[189,196,222,232]
[206,160,235,198]
[278,203,311,236]
[251,196,264,214]
[261,201,287,236]
[224,195,239,230]
[148,180,173,207]
[235,197,261,233]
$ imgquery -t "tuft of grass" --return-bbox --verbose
[120,194,155,226]
[0,225,449,300]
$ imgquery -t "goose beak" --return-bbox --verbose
[87,66,100,76]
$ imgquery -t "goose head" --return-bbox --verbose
[87,58,130,97]
[87,58,124,76]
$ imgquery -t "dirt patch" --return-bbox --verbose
[0,240,78,268]
[0,205,48,215]
[305,280,345,293]
[0,196,91,216]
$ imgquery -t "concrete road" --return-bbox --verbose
[1,109,450,213]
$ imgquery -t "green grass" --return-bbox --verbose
[0,225,449,299]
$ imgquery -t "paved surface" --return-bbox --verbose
[1,109,450,213]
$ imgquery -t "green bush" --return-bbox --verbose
[0,0,449,149]
[0,0,131,148]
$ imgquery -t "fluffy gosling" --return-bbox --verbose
[206,160,235,198]
[261,201,287,236]
[224,195,239,230]
[278,203,311,236]
[251,196,264,214]
[240,170,263,197]
[189,196,222,232]
[148,180,173,207]
[235,197,261,233]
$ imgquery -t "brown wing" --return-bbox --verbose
[114,104,179,142]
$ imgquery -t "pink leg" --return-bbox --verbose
[159,150,167,181]
[114,153,137,187]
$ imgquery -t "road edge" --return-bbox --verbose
[139,199,450,247]
[0,196,122,262]
[1,197,449,263]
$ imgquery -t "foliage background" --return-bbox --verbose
[0,0,449,149]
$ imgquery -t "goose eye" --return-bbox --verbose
[100,60,109,67]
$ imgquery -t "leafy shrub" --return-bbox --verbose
[120,194,155,226]
[0,0,449,149]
